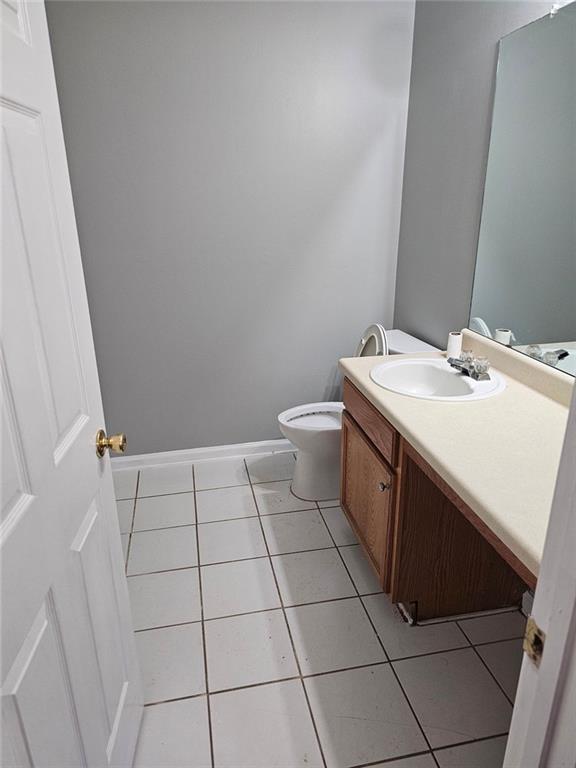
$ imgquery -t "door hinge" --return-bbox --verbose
[523,616,546,667]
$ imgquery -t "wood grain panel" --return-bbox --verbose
[400,439,537,589]
[340,411,394,590]
[343,378,398,467]
[391,438,528,620]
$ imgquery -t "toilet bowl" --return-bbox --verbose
[278,326,438,501]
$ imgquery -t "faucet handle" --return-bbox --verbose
[472,356,490,376]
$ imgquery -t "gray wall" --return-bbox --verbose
[47,1,414,455]
[393,1,549,349]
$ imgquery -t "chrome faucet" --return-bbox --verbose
[447,352,491,381]
[525,345,569,367]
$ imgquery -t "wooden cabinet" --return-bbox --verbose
[341,411,394,590]
[341,378,530,620]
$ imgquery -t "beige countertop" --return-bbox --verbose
[339,347,571,578]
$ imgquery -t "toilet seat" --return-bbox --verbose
[355,324,388,357]
[278,402,343,431]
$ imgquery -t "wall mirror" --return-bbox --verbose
[469,2,576,375]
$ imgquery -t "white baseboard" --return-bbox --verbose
[111,438,295,471]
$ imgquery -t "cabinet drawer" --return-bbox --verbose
[343,378,398,467]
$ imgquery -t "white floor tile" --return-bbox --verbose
[374,756,436,768]
[113,469,138,500]
[393,648,513,748]
[477,639,523,701]
[205,609,298,691]
[253,479,315,515]
[272,549,356,606]
[458,611,526,645]
[211,679,323,768]
[305,665,427,767]
[135,623,205,704]
[363,594,468,660]
[194,457,249,490]
[133,492,195,531]
[245,452,295,483]
[201,558,281,620]
[133,697,211,768]
[117,500,134,534]
[435,735,508,767]
[339,544,382,595]
[321,506,357,546]
[261,509,333,555]
[286,598,386,675]
[121,534,129,565]
[127,526,197,575]
[138,464,194,497]
[198,517,266,565]
[317,499,340,509]
[196,484,256,523]
[128,568,201,630]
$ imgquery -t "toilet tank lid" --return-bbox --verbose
[386,329,439,354]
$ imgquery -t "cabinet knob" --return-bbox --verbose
[378,481,391,492]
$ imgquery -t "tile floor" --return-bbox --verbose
[114,452,526,768]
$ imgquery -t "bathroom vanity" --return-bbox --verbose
[339,333,572,621]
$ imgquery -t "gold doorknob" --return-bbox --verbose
[96,429,127,457]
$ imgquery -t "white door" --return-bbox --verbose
[504,384,576,767]
[1,2,143,766]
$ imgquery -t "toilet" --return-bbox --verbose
[278,326,438,501]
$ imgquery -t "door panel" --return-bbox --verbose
[2,101,88,459]
[1,3,142,765]
[2,597,87,768]
[341,411,394,588]
[70,499,128,729]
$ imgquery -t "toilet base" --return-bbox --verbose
[291,446,341,502]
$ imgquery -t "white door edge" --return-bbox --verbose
[504,384,576,767]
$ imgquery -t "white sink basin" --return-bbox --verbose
[370,358,506,401]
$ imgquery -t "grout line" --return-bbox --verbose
[134,619,202,633]
[128,507,324,535]
[191,465,215,768]
[137,489,195,500]
[127,563,202,577]
[244,459,328,768]
[144,691,207,708]
[132,522,198,534]
[316,503,442,768]
[432,731,510,755]
[127,511,345,536]
[471,635,525,648]
[345,748,434,767]
[132,605,504,666]
[207,674,302,698]
[126,544,364,578]
[127,555,267,577]
[469,643,518,707]
[132,475,299,501]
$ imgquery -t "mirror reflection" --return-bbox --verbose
[469,3,576,375]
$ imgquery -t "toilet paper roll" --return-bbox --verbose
[494,329,512,345]
[446,331,463,358]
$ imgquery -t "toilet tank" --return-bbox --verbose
[386,329,439,355]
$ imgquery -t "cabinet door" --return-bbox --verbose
[341,411,394,589]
